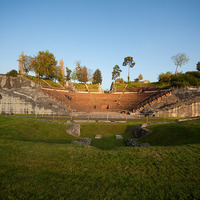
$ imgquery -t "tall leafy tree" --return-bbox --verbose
[196,62,200,71]
[122,56,135,82]
[75,61,81,81]
[92,69,102,84]
[18,52,23,74]
[66,67,72,81]
[29,50,58,80]
[75,61,92,83]
[58,59,65,84]
[71,70,77,83]
[18,51,32,75]
[77,66,88,83]
[112,65,122,81]
[171,53,189,75]
[87,69,93,83]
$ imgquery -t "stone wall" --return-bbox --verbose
[0,75,72,115]
[141,87,200,117]
[0,75,37,88]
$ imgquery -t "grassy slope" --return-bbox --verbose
[0,117,200,200]
[25,75,62,88]
[140,120,200,146]
[115,81,170,89]
[73,83,98,89]
[81,123,134,150]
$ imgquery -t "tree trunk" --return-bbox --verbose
[128,63,130,82]
[175,65,178,75]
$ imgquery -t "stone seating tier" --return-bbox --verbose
[41,89,172,112]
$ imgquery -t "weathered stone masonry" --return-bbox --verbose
[141,87,200,117]
[0,75,72,115]
[0,75,200,117]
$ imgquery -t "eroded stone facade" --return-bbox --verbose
[0,75,72,115]
[141,87,200,117]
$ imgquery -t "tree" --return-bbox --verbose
[66,67,72,81]
[75,61,92,83]
[112,65,122,81]
[87,68,93,82]
[29,50,58,80]
[134,78,139,82]
[18,51,32,75]
[138,74,143,80]
[196,62,200,71]
[77,66,88,83]
[92,69,102,84]
[122,56,135,82]
[58,59,65,84]
[18,52,23,74]
[171,53,189,75]
[75,61,82,82]
[71,70,77,83]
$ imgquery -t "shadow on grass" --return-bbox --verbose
[90,136,126,150]
[140,122,200,147]
[1,137,74,145]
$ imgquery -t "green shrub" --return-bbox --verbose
[134,78,139,82]
[158,72,173,82]
[185,71,200,79]
[115,78,124,83]
[170,72,200,87]
[6,70,18,77]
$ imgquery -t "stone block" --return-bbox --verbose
[95,135,102,139]
[116,135,123,139]
[71,137,91,146]
[81,137,92,145]
[66,124,80,137]
[125,139,139,147]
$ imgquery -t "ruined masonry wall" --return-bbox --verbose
[0,75,72,115]
[143,87,200,117]
[156,101,200,117]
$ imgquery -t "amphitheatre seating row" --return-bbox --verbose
[41,89,84,111]
[132,89,174,112]
[41,87,173,112]
[115,86,157,93]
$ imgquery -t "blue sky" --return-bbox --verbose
[0,0,200,89]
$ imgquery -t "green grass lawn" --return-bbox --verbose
[0,116,200,200]
[140,120,200,146]
[81,123,134,150]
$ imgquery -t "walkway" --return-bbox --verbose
[73,112,138,119]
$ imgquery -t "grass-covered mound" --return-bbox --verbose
[114,81,169,90]
[25,75,63,88]
[0,116,200,200]
[73,83,98,90]
[140,120,200,146]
